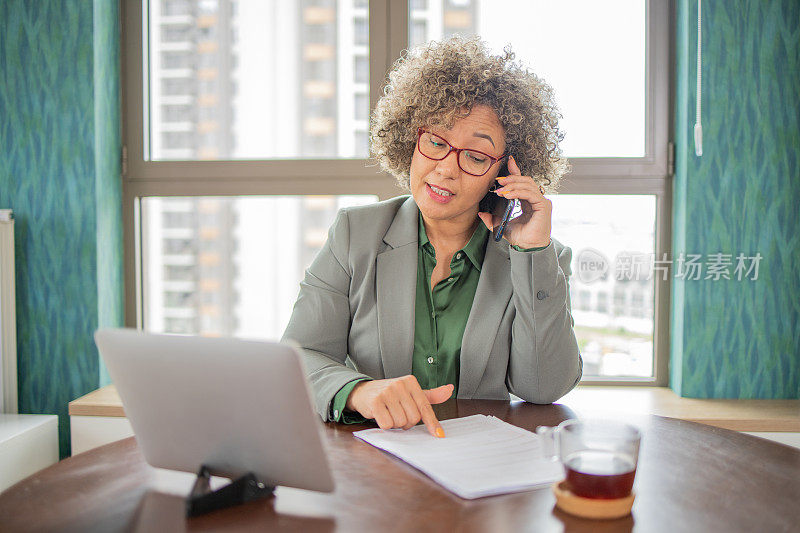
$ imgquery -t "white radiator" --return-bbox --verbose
[0,210,17,414]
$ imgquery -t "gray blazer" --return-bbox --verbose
[282,195,582,421]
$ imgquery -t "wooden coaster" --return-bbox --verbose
[552,481,635,520]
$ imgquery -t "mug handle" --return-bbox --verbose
[535,426,559,461]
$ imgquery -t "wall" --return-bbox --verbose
[0,0,123,456]
[94,0,123,387]
[671,0,799,398]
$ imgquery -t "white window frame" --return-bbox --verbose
[121,0,673,386]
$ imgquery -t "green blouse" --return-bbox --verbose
[330,214,548,423]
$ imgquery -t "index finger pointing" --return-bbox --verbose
[405,381,445,438]
[507,154,522,175]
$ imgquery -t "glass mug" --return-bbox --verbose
[536,419,641,500]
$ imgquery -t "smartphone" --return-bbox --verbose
[492,198,522,242]
[478,160,523,242]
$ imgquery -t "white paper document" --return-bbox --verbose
[353,414,564,499]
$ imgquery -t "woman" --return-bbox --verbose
[282,36,581,438]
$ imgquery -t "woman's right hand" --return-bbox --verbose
[346,376,453,438]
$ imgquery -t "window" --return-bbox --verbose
[142,195,376,339]
[354,55,368,84]
[354,131,369,158]
[161,104,193,122]
[577,290,591,312]
[409,0,646,158]
[406,0,670,383]
[161,51,193,69]
[596,293,609,314]
[354,18,368,46]
[145,0,370,160]
[613,286,627,316]
[354,93,369,121]
[410,20,426,47]
[553,195,657,379]
[161,78,194,96]
[162,0,191,16]
[124,1,670,386]
[161,26,193,44]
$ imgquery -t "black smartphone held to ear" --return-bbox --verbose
[492,198,522,242]
[478,159,522,242]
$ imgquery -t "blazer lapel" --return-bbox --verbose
[376,197,419,379]
[458,238,513,398]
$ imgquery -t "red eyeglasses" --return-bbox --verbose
[416,128,507,177]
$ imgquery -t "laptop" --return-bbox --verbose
[94,328,335,493]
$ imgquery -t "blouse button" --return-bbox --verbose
[427,356,435,364]
[456,252,462,260]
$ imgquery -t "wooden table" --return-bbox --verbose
[2,399,799,532]
[69,384,800,432]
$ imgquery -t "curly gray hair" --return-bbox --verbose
[370,35,570,192]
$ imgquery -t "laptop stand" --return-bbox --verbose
[186,464,275,517]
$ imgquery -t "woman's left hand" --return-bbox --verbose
[477,155,552,249]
